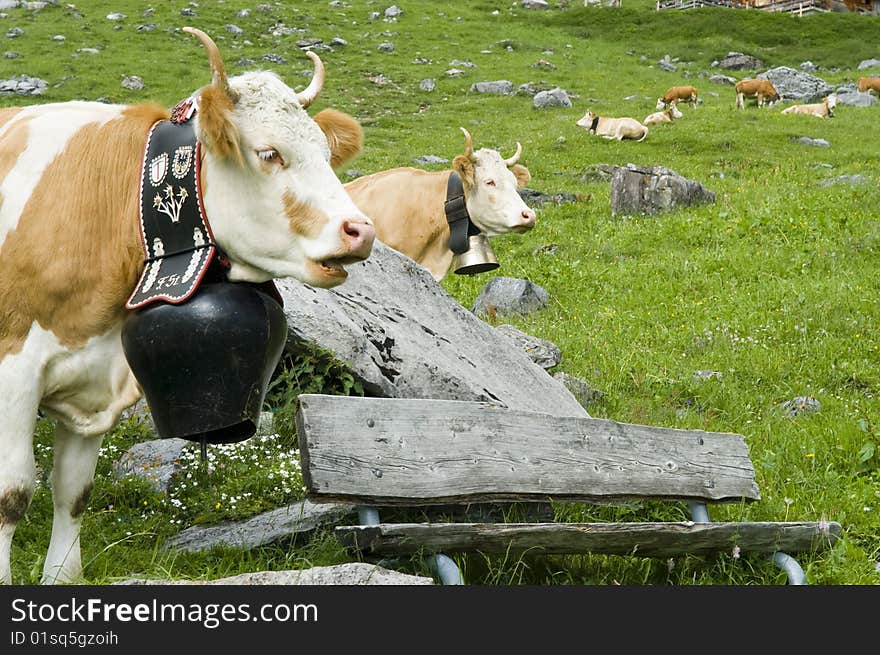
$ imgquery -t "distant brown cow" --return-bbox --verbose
[858,76,880,95]
[735,78,780,109]
[657,85,698,110]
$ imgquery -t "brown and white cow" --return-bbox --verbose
[656,85,698,110]
[343,128,536,281]
[577,110,648,142]
[857,76,880,96]
[0,27,374,584]
[781,94,837,118]
[735,78,781,109]
[643,103,683,126]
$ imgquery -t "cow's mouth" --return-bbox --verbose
[313,254,365,280]
[316,258,348,278]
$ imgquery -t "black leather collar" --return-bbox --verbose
[589,115,600,133]
[127,105,219,309]
[445,172,481,255]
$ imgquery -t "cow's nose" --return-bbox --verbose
[521,209,536,228]
[342,219,375,259]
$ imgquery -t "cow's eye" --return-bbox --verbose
[256,148,284,165]
[485,179,496,187]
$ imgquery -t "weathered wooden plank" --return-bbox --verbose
[296,394,759,505]
[336,521,842,558]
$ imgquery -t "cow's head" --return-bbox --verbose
[825,94,837,115]
[185,27,374,288]
[576,111,598,131]
[452,128,536,237]
[655,98,666,111]
[668,103,683,119]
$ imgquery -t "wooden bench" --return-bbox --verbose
[295,393,841,585]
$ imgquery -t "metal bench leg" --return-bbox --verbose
[689,501,808,585]
[429,554,464,585]
[771,551,807,585]
[688,501,710,523]
[357,506,462,584]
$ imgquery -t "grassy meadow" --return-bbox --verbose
[1,0,878,585]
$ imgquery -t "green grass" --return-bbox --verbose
[2,0,878,585]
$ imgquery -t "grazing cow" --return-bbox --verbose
[643,103,683,126]
[577,110,648,142]
[656,85,698,110]
[0,27,375,584]
[344,128,535,281]
[857,76,880,96]
[735,78,781,109]
[781,94,837,118]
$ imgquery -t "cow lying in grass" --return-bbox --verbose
[857,76,880,96]
[643,103,683,126]
[656,85,698,110]
[344,128,536,281]
[577,111,648,141]
[781,95,837,118]
[735,78,781,109]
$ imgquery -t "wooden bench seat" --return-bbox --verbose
[295,394,841,584]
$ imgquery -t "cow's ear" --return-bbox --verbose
[511,164,531,188]
[453,155,475,190]
[314,109,363,169]
[197,86,243,164]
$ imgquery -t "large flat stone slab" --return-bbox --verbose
[275,241,588,418]
[116,563,434,585]
[164,500,356,553]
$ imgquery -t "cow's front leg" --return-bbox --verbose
[42,425,103,584]
[0,426,37,585]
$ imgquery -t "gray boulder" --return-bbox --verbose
[533,87,572,108]
[274,242,588,418]
[610,164,716,217]
[471,276,551,318]
[112,438,189,492]
[760,67,832,103]
[413,154,448,165]
[710,74,737,86]
[716,52,763,71]
[0,74,47,96]
[495,324,561,369]
[820,174,869,187]
[792,136,830,148]
[469,80,514,95]
[834,91,877,107]
[778,396,820,417]
[552,371,605,408]
[857,59,880,70]
[121,75,144,91]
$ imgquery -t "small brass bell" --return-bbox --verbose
[452,234,499,276]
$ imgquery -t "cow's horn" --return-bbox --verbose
[504,141,522,167]
[460,127,474,159]
[295,51,325,109]
[183,27,234,99]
